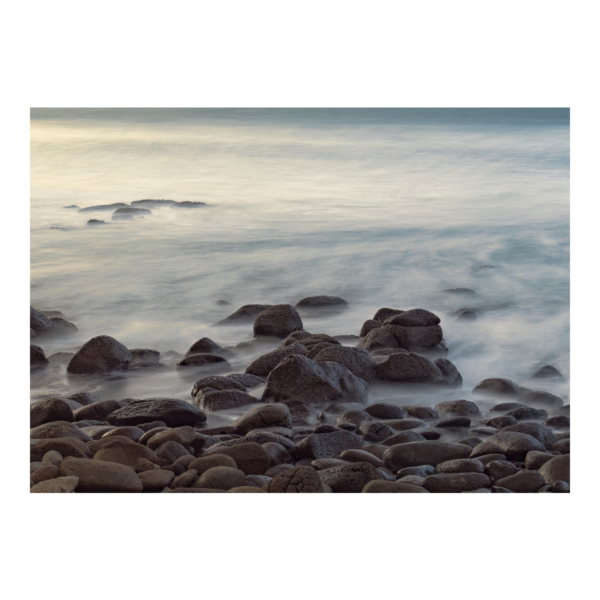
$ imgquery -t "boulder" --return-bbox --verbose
[30,345,49,368]
[484,460,520,481]
[539,454,570,485]
[363,480,429,493]
[66,335,132,374]
[87,436,134,453]
[375,352,462,385]
[382,431,426,446]
[357,327,400,351]
[184,338,226,357]
[245,345,308,377]
[30,307,54,335]
[31,465,61,485]
[505,407,548,421]
[383,322,443,353]
[30,476,79,493]
[360,320,382,337]
[444,288,476,295]
[436,459,484,474]
[194,389,258,412]
[78,202,129,212]
[194,466,246,490]
[30,398,73,427]
[204,442,270,475]
[314,346,378,381]
[531,365,563,380]
[30,438,92,462]
[295,295,348,309]
[219,304,272,323]
[135,458,161,473]
[544,415,570,428]
[435,417,471,428]
[500,423,557,447]
[525,451,555,470]
[388,419,425,431]
[139,469,175,492]
[519,390,563,408]
[189,454,238,474]
[472,378,520,398]
[339,449,385,468]
[295,430,363,460]
[266,466,324,493]
[263,354,368,406]
[93,443,158,468]
[67,392,101,406]
[230,404,292,435]
[383,441,472,471]
[335,409,371,428]
[485,431,546,461]
[105,398,206,427]
[365,403,407,420]
[228,486,266,493]
[155,441,190,464]
[422,473,491,493]
[253,305,303,338]
[312,459,350,470]
[30,421,92,442]
[60,457,143,492]
[318,462,383,493]
[42,450,63,467]
[280,399,316,425]
[402,404,439,419]
[102,426,144,442]
[176,354,230,368]
[73,400,120,422]
[262,442,292,466]
[552,438,570,453]
[358,422,396,442]
[146,427,196,451]
[494,470,545,493]
[435,399,480,416]
[373,308,404,323]
[191,373,265,398]
[129,349,160,363]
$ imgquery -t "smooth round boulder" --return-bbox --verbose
[435,399,480,416]
[485,460,520,481]
[93,442,158,468]
[531,365,563,380]
[194,466,247,490]
[67,335,132,374]
[60,457,143,492]
[30,476,79,493]
[317,462,383,493]
[519,390,563,408]
[539,454,570,485]
[335,409,371,428]
[500,422,557,447]
[185,338,225,356]
[365,403,407,420]
[525,451,555,470]
[494,470,545,493]
[266,466,323,493]
[30,398,73,427]
[402,404,439,419]
[106,398,207,427]
[30,438,92,462]
[228,486,266,493]
[31,344,49,369]
[295,430,363,460]
[139,469,175,492]
[31,464,61,485]
[485,431,546,461]
[176,354,230,368]
[102,426,144,442]
[472,378,520,398]
[435,458,484,474]
[340,449,385,468]
[383,441,472,471]
[155,440,190,464]
[30,421,92,442]
[254,305,303,338]
[204,442,270,475]
[358,422,396,442]
[295,296,348,310]
[230,403,292,435]
[73,400,120,422]
[382,430,426,446]
[422,473,491,493]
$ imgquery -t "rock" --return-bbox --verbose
[137,420,168,433]
[402,404,439,419]
[364,403,407,420]
[176,353,230,368]
[552,481,570,493]
[30,307,54,335]
[68,392,101,406]
[174,455,196,469]
[484,460,520,481]
[280,400,315,425]
[218,304,272,323]
[245,475,271,488]
[490,402,528,413]
[41,450,63,467]
[551,438,570,453]
[444,288,476,295]
[106,398,206,427]
[265,464,294,477]
[30,344,49,368]
[188,454,237,474]
[435,399,480,416]
[311,458,350,470]
[363,480,430,493]
[30,476,79,493]
[436,459,484,474]
[373,308,403,323]
[472,453,507,466]
[396,475,424,486]
[60,457,142,492]
[457,311,477,320]
[73,400,120,422]
[87,436,134,453]
[472,378,520,398]
[295,430,363,460]
[531,365,563,380]
[422,473,491,493]
[358,422,396,442]
[253,305,303,338]
[456,437,484,449]
[499,422,557,447]
[504,407,548,421]
[396,465,435,479]
[79,203,129,212]
[544,415,570,428]
[375,352,462,385]
[146,427,196,451]
[262,442,292,466]
[129,349,160,363]
[167,468,197,489]
[31,464,61,485]
[495,470,545,493]
[139,469,175,492]
[388,419,425,431]
[519,390,563,408]
[470,441,505,457]
[357,327,400,351]
[525,451,554,470]
[383,441,471,471]
[67,335,132,374]
[435,417,471,428]
[228,486,266,493]
[229,404,292,435]
[360,320,382,337]
[113,206,151,216]
[539,454,570,485]
[48,317,78,334]
[263,355,368,406]
[295,296,349,309]
[314,346,377,381]
[318,462,383,493]
[31,438,92,462]
[30,421,92,442]
[161,464,185,476]
[266,466,324,492]
[335,409,371,428]
[94,442,158,468]
[191,374,265,397]
[216,300,230,306]
[245,345,308,377]
[382,431,426,446]
[204,442,270,475]
[135,458,160,472]
[101,426,144,442]
[420,429,442,440]
[30,398,73,427]
[194,389,258,412]
[170,201,206,208]
[485,431,546,461]
[192,467,246,491]
[339,449,385,468]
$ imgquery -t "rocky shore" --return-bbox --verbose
[30,300,570,493]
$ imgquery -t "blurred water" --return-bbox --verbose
[30,108,570,422]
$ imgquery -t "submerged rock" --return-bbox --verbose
[245,345,308,377]
[130,349,160,363]
[30,345,49,369]
[87,219,107,225]
[444,288,476,295]
[531,364,563,380]
[67,335,132,374]
[185,338,227,357]
[295,296,349,310]
[313,346,378,381]
[79,203,130,212]
[217,304,272,323]
[176,354,230,368]
[253,304,303,338]
[131,199,176,207]
[375,352,462,385]
[170,201,207,208]
[472,378,520,398]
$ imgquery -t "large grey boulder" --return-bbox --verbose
[539,454,570,485]
[67,335,132,374]
[194,389,258,412]
[263,355,368,406]
[357,327,400,351]
[375,352,462,385]
[485,431,546,461]
[380,309,443,353]
[218,304,272,323]
[519,390,564,408]
[105,398,206,427]
[30,398,73,427]
[253,304,303,338]
[499,422,557,447]
[191,374,265,398]
[295,296,348,310]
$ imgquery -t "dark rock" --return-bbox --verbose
[383,323,443,353]
[551,438,570,454]
[31,438,92,462]
[492,486,514,493]
[245,346,308,377]
[60,457,142,492]
[266,466,324,492]
[113,206,151,216]
[423,473,491,493]
[358,422,396,442]
[383,308,440,328]
[193,466,246,490]
[161,464,186,476]
[360,320,382,337]
[106,398,206,427]
[382,431,426,446]
[262,442,292,466]
[555,432,570,440]
[73,400,120,421]
[484,460,519,482]
[94,442,158,468]
[146,427,196,451]
[444,288,476,295]
[102,426,144,442]
[552,481,570,493]
[170,201,206,208]
[295,296,348,309]
[499,422,557,447]
[531,365,563,380]
[30,476,80,493]
[30,421,91,442]
[280,399,315,425]
[189,454,237,474]
[495,470,545,493]
[339,449,385,468]
[218,304,272,323]
[304,342,336,359]
[435,417,472,428]
[184,338,228,357]
[325,401,366,414]
[544,415,570,428]
[485,431,546,461]
[483,415,518,428]
[396,465,435,479]
[456,437,484,449]
[176,353,230,368]
[31,465,61,485]
[67,392,101,406]
[87,219,107,225]
[357,327,400,351]
[362,481,429,493]
[230,404,292,434]
[436,459,484,474]
[375,352,462,385]
[30,398,73,427]
[318,462,383,493]
[203,442,270,475]
[216,300,230,306]
[457,311,477,320]
[420,429,442,440]
[519,390,563,408]
[373,308,404,323]
[194,389,257,412]
[402,404,439,419]
[30,307,55,335]
[311,458,350,470]
[139,469,175,492]
[490,402,528,413]
[505,407,548,421]
[383,441,472,470]
[525,451,555,470]
[388,419,425,431]
[155,440,190,465]
[365,403,407,420]
[79,203,129,212]
[136,420,167,432]
[295,430,363,460]
[314,346,377,381]
[472,378,520,398]
[338,423,356,431]
[472,453,506,466]
[335,409,371,428]
[67,335,132,374]
[30,345,49,369]
[264,464,294,477]
[191,373,264,398]
[253,305,303,338]
[263,354,368,406]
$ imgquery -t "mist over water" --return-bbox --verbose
[30,108,570,423]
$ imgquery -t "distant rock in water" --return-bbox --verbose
[67,335,132,374]
[254,305,303,338]
[63,205,79,209]
[131,199,176,207]
[477,265,495,270]
[444,288,476,295]
[217,304,272,324]
[216,300,230,306]
[40,310,66,319]
[30,307,77,337]
[49,226,68,230]
[87,219,107,226]
[176,354,230,368]
[457,310,477,320]
[295,296,349,309]
[130,349,160,363]
[531,364,563,381]
[113,207,152,216]
[185,338,226,357]
[79,203,129,212]
[31,345,49,369]
[112,214,134,221]
[453,302,513,315]
[170,201,207,208]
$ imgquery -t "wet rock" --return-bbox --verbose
[191,374,265,398]
[388,419,425,431]
[444,288,476,295]
[505,407,548,421]
[30,398,73,427]
[435,417,472,428]
[335,409,371,428]
[112,213,134,220]
[161,464,185,476]
[113,206,152,216]
[525,451,554,470]
[472,378,520,398]
[373,308,404,323]
[29,437,92,462]
[531,365,563,380]
[363,480,429,493]
[262,442,292,466]
[106,398,207,427]
[139,469,175,492]
[339,449,385,468]
[382,430,426,446]
[280,399,315,425]
[402,404,439,419]
[218,304,272,323]
[436,459,484,474]
[484,460,519,482]
[31,345,49,369]
[185,338,226,357]
[155,440,190,464]
[311,458,349,470]
[266,466,324,493]
[485,431,546,461]
[94,442,158,468]
[357,327,400,351]
[204,442,270,475]
[318,462,383,493]
[435,399,480,417]
[230,404,292,435]
[67,335,132,374]
[375,352,462,385]
[369,348,409,358]
[79,203,129,212]
[396,465,436,479]
[419,429,442,440]
[173,455,196,469]
[519,390,563,408]
[383,441,472,471]
[500,422,557,447]
[295,430,363,460]
[540,454,571,485]
[189,454,237,474]
[314,346,377,381]
[457,311,477,320]
[382,309,443,352]
[176,353,230,368]
[30,421,92,442]
[552,481,570,493]
[490,402,528,413]
[395,475,425,486]
[495,470,545,493]
[30,476,79,493]
[470,441,504,457]
[544,415,570,429]
[193,466,246,490]
[358,422,396,442]
[253,304,303,338]
[30,307,55,335]
[31,464,61,485]
[483,415,517,429]
[194,389,257,412]
[263,354,368,406]
[67,392,101,406]
[102,426,144,442]
[264,464,294,477]
[326,401,366,414]
[422,473,491,493]
[295,296,348,309]
[60,457,142,492]
[456,437,484,448]
[360,320,382,337]
[365,403,407,420]
[551,438,570,454]
[245,346,308,377]
[135,458,161,473]
[472,453,506,466]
